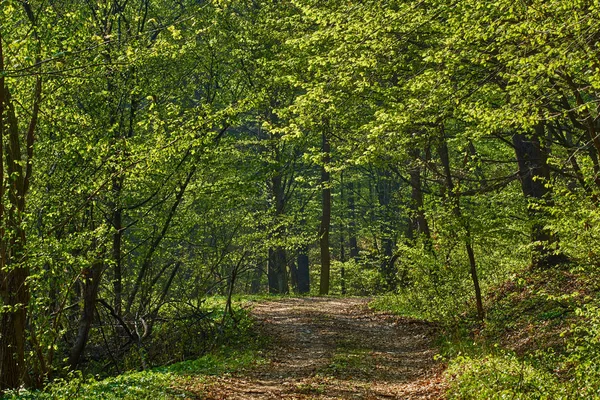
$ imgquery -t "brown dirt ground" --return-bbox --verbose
[187,297,446,399]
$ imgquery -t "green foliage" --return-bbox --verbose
[447,352,567,400]
[3,299,265,399]
[4,371,175,400]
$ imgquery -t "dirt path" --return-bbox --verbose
[198,297,446,399]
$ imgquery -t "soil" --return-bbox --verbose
[188,297,446,399]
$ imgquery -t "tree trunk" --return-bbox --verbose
[408,154,431,241]
[319,131,331,295]
[268,171,288,294]
[377,170,398,291]
[69,260,104,370]
[296,247,310,294]
[438,128,484,321]
[347,181,359,260]
[112,181,123,316]
[512,127,563,269]
[268,247,288,294]
[250,263,263,294]
[0,22,41,388]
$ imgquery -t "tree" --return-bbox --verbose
[0,1,41,389]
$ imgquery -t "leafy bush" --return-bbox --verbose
[446,352,568,400]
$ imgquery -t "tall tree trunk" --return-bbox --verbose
[0,19,41,388]
[268,172,288,294]
[347,181,359,260]
[512,126,563,269]
[296,246,310,294]
[112,177,123,316]
[268,247,288,294]
[408,153,431,241]
[68,260,104,370]
[377,170,398,291]
[438,128,484,321]
[340,172,346,295]
[249,263,263,294]
[319,131,331,295]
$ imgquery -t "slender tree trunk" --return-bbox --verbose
[0,21,41,387]
[69,260,104,370]
[439,128,484,321]
[408,153,431,241]
[377,170,398,291]
[347,181,359,260]
[250,263,263,294]
[112,178,123,316]
[319,131,331,295]
[296,246,310,294]
[268,247,288,294]
[268,172,288,294]
[126,167,195,315]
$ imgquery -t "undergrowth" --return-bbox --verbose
[372,263,600,399]
[3,299,268,400]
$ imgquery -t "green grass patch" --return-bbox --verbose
[4,297,269,400]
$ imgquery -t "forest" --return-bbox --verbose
[1,0,600,398]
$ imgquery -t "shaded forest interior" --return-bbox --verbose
[2,0,600,398]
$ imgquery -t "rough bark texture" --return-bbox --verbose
[512,128,563,269]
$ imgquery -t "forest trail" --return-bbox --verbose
[193,297,446,399]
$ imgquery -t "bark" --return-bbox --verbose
[347,181,359,260]
[0,19,41,387]
[268,247,288,294]
[512,127,564,268]
[69,260,104,370]
[267,173,288,294]
[126,167,195,315]
[408,155,431,241]
[296,247,310,294]
[249,263,263,294]
[319,131,331,295]
[377,171,398,291]
[438,128,484,321]
[112,178,123,316]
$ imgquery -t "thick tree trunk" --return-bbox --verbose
[0,253,29,389]
[319,131,331,295]
[512,128,563,269]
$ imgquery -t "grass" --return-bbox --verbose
[371,263,600,399]
[5,348,266,400]
[3,297,269,400]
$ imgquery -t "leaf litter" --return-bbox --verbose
[182,297,446,399]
